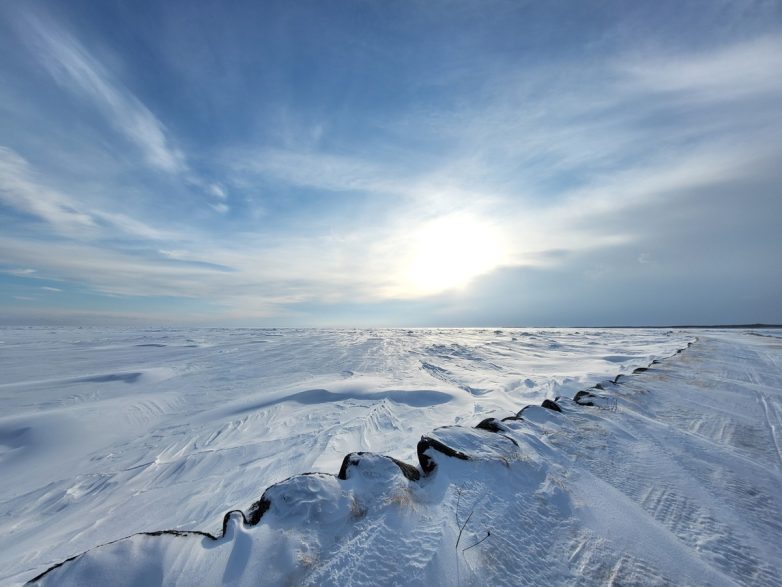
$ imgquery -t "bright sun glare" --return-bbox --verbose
[403,213,506,296]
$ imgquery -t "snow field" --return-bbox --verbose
[7,328,780,584]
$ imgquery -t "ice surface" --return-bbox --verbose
[5,328,782,584]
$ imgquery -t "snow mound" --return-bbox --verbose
[416,425,520,473]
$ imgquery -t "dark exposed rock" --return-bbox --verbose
[573,390,596,406]
[27,526,223,584]
[245,495,272,525]
[337,452,420,482]
[146,528,217,540]
[541,399,562,412]
[27,555,81,584]
[417,426,519,474]
[417,435,470,474]
[475,417,505,432]
[517,404,564,425]
[245,472,334,525]
[573,390,595,401]
[633,367,648,374]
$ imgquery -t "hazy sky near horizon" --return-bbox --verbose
[1,0,781,326]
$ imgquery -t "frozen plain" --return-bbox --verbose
[1,327,781,585]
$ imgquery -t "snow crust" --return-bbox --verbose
[4,328,781,584]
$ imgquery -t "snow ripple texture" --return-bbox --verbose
[2,328,781,585]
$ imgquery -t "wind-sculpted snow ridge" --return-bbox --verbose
[23,333,782,585]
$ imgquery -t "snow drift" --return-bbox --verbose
[25,332,782,585]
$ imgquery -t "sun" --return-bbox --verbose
[402,213,506,296]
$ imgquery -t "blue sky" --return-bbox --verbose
[1,0,781,326]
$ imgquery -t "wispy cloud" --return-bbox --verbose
[209,202,230,214]
[15,8,185,174]
[209,184,228,200]
[0,235,227,299]
[0,147,97,235]
[619,35,782,101]
[231,148,400,195]
[6,268,37,277]
[0,147,172,241]
[0,3,780,325]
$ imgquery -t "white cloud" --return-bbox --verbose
[620,35,782,102]
[17,9,186,174]
[158,249,188,259]
[0,235,226,299]
[6,268,37,276]
[1,12,780,323]
[233,148,400,195]
[0,147,97,235]
[209,184,227,199]
[210,202,230,214]
[0,146,172,240]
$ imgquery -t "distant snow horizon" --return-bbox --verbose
[3,321,782,331]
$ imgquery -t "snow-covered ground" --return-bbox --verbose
[3,328,781,584]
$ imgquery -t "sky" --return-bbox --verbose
[1,0,781,327]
